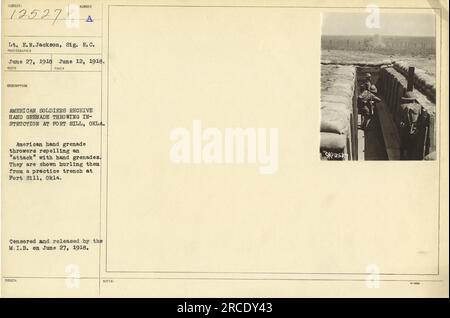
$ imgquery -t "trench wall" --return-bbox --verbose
[378,65,436,159]
[320,64,358,160]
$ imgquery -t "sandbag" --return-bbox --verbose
[321,101,350,112]
[321,94,351,105]
[324,87,353,100]
[321,109,350,134]
[321,104,351,121]
[333,81,355,91]
[320,132,346,151]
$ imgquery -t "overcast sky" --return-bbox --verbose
[322,12,435,37]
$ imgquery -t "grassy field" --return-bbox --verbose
[322,49,436,78]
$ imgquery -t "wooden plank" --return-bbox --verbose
[352,75,359,160]
[357,118,365,161]
[407,66,415,91]
[376,99,401,160]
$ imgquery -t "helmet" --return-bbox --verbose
[369,85,378,93]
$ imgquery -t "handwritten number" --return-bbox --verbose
[41,9,50,19]
[52,8,62,25]
[10,8,64,24]
[29,9,39,19]
[18,9,27,19]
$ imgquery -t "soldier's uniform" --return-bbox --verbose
[399,103,430,160]
[358,85,381,129]
[359,73,372,92]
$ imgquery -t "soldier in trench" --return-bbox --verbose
[359,73,373,91]
[399,103,430,160]
[358,84,381,130]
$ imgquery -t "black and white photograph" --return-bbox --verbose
[320,12,436,160]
